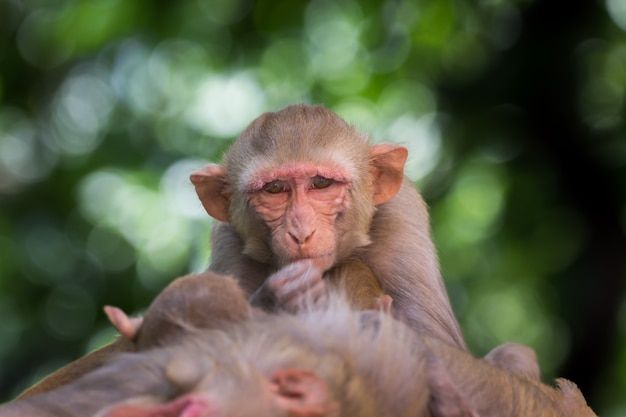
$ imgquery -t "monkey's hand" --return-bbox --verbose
[250,260,328,313]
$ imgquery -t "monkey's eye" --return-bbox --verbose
[311,175,333,189]
[262,180,287,194]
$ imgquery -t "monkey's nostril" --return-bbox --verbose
[289,232,300,244]
[289,230,315,245]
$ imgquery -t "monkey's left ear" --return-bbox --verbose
[369,144,408,205]
[190,164,231,222]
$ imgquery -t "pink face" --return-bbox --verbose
[247,162,351,271]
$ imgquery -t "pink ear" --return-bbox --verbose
[369,144,408,205]
[271,369,337,417]
[103,305,143,341]
[189,164,231,222]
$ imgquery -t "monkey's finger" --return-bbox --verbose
[282,280,327,312]
[278,282,310,306]
[275,269,323,300]
[312,291,329,310]
[306,279,328,302]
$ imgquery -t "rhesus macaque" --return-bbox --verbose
[2,273,596,417]
[191,103,465,348]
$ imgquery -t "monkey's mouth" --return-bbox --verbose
[292,252,333,261]
[292,253,335,270]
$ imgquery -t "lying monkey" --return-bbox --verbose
[5,270,596,417]
[19,260,536,400]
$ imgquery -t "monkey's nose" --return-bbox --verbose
[288,230,315,245]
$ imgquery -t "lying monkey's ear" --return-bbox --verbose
[369,144,408,205]
[103,305,143,341]
[270,368,338,417]
[190,164,231,222]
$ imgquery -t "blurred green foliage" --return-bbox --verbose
[0,0,625,414]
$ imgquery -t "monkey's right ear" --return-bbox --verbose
[190,164,231,222]
[369,144,408,205]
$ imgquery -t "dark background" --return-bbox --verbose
[0,0,625,414]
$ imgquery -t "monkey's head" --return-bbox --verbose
[191,104,407,272]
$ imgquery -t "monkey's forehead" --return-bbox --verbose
[230,104,371,158]
[233,121,370,154]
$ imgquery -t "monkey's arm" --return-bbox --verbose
[325,258,392,312]
[365,177,466,348]
[208,221,271,296]
[420,334,595,417]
